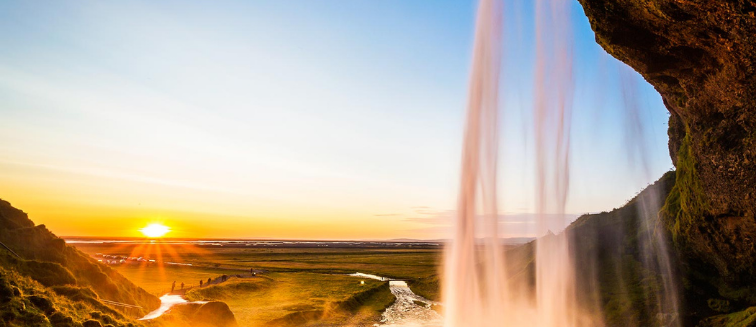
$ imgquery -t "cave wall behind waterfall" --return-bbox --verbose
[576,0,756,321]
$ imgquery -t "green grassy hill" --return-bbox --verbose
[182,273,394,326]
[415,170,756,326]
[0,199,160,327]
[495,171,685,326]
[409,172,690,326]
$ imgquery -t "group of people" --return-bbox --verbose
[169,277,216,293]
[169,269,259,293]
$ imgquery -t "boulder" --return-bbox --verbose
[192,301,238,327]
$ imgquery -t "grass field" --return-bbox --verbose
[74,243,441,279]
[111,265,236,295]
[72,242,442,326]
[183,272,386,326]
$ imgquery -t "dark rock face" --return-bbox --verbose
[577,0,756,286]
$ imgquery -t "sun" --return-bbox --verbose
[140,223,170,238]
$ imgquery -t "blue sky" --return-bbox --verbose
[0,1,672,239]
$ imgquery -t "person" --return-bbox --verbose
[200,280,203,287]
[171,281,176,293]
[207,277,212,285]
[180,282,184,290]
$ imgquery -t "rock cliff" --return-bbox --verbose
[578,0,756,293]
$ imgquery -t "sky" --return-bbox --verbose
[0,1,673,240]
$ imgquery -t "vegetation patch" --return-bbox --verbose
[662,132,709,246]
[698,306,756,327]
[407,275,440,301]
[267,282,395,327]
[185,277,273,301]
[0,266,139,327]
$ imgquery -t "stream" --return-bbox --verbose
[139,294,207,320]
[141,273,442,325]
[350,273,442,326]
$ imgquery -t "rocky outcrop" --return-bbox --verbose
[577,0,756,291]
[156,301,238,327]
[192,302,238,327]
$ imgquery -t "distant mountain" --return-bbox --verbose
[387,237,534,245]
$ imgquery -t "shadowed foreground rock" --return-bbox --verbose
[155,302,238,327]
[193,302,238,327]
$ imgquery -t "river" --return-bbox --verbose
[350,272,442,326]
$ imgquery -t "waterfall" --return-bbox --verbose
[440,0,680,326]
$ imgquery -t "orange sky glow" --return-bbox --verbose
[0,1,674,241]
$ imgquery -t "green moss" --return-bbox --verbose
[0,199,161,318]
[332,282,394,313]
[265,282,395,327]
[662,131,710,244]
[708,298,732,313]
[185,277,272,301]
[699,306,756,327]
[0,267,141,327]
[407,275,440,302]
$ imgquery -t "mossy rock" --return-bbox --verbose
[49,311,76,327]
[709,298,732,314]
[27,295,54,314]
[193,301,238,327]
[83,320,104,327]
[699,306,756,327]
